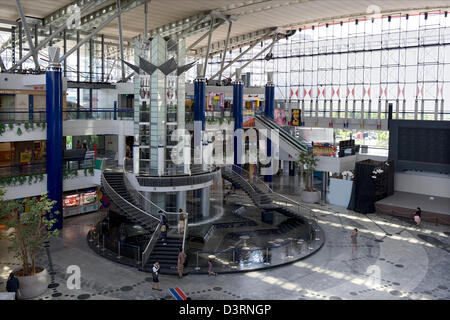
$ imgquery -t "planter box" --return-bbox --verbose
[15,268,50,299]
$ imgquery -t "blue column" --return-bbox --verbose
[264,83,275,182]
[113,100,117,120]
[194,78,206,165]
[28,94,34,122]
[46,61,63,230]
[233,80,244,170]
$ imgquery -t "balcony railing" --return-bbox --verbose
[0,109,133,123]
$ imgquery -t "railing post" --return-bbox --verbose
[137,246,141,265]
[101,234,105,251]
[232,250,235,262]
[195,251,200,271]
[287,239,294,259]
[265,247,270,265]
[308,232,314,250]
[117,241,121,259]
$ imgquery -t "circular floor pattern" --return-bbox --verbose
[395,264,404,268]
[389,290,402,296]
[120,286,133,292]
[329,296,342,300]
[48,283,59,289]
[438,285,448,290]
[52,293,62,297]
[417,234,448,251]
[213,287,222,291]
[77,294,91,300]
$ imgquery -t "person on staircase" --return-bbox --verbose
[177,247,187,279]
[161,224,168,245]
[178,209,186,234]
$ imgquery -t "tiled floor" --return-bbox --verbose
[1,175,449,300]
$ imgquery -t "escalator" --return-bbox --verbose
[255,114,309,158]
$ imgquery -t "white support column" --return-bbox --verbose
[421,99,425,120]
[434,99,439,120]
[414,99,418,120]
[402,99,406,119]
[176,191,187,213]
[118,134,126,166]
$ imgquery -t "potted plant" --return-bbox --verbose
[296,150,321,203]
[0,189,60,299]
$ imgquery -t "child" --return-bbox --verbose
[152,261,162,291]
[208,259,217,276]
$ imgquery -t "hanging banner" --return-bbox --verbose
[291,109,301,126]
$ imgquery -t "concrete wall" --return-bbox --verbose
[395,171,450,198]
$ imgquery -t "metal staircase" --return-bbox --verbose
[221,165,312,223]
[101,170,188,274]
[102,171,160,231]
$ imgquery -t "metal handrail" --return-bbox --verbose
[141,223,161,269]
[227,164,312,220]
[233,164,306,207]
[255,114,308,150]
[122,157,175,215]
[101,171,160,223]
[223,165,258,195]
[182,213,188,252]
[122,157,189,256]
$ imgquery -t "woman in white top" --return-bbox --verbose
[177,209,186,234]
[152,261,161,291]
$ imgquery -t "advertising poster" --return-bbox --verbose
[274,109,287,125]
[291,109,301,126]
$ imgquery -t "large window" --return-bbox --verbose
[199,11,450,121]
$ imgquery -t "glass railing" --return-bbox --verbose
[0,159,94,179]
[0,109,133,123]
[189,230,322,273]
[87,224,144,267]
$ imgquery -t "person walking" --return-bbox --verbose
[152,261,162,291]
[208,259,217,276]
[350,228,358,255]
[6,272,20,299]
[414,207,422,226]
[177,247,187,279]
[159,210,168,226]
[178,209,185,234]
[160,224,168,245]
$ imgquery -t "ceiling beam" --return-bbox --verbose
[194,27,277,57]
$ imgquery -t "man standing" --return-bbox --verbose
[6,272,20,299]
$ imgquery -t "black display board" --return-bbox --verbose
[349,159,394,214]
[389,120,450,173]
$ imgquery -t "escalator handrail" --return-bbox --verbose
[255,114,308,152]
